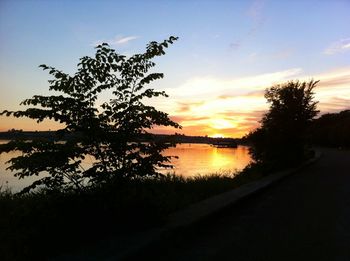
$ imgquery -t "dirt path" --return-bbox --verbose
[131,148,350,261]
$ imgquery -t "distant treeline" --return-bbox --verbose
[243,109,350,148]
[309,110,350,147]
[145,133,239,145]
[3,109,349,147]
[0,130,75,141]
[0,130,56,140]
[0,130,239,145]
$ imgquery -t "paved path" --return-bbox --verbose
[131,148,350,261]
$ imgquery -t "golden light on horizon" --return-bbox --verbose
[209,118,236,130]
[1,68,349,138]
[211,133,225,138]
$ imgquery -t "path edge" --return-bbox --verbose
[115,150,322,261]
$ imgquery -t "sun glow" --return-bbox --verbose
[209,119,236,130]
[2,67,350,138]
[211,133,225,138]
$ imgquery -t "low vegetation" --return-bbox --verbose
[0,167,267,261]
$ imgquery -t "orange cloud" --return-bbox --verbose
[2,67,350,139]
[176,101,205,113]
[160,67,350,138]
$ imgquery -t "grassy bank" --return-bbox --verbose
[0,165,265,261]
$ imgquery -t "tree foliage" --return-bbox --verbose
[0,36,180,193]
[309,110,350,147]
[248,80,319,167]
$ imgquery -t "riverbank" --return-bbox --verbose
[0,141,251,191]
[0,149,317,260]
[0,131,241,145]
[0,166,266,261]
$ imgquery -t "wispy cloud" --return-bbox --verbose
[245,48,295,63]
[176,101,205,113]
[158,67,303,137]
[318,97,350,113]
[229,0,265,51]
[248,52,258,60]
[247,0,264,20]
[157,67,350,137]
[324,38,350,55]
[272,48,295,59]
[316,68,350,88]
[229,41,241,50]
[110,36,138,45]
[168,68,303,98]
[246,0,265,36]
[91,35,139,47]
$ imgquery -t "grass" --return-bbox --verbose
[0,165,266,261]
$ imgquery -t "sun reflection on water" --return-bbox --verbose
[161,143,252,177]
[0,141,252,191]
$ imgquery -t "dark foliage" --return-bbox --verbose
[247,80,319,168]
[0,37,181,193]
[0,173,245,261]
[309,110,350,147]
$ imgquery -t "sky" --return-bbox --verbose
[0,0,349,138]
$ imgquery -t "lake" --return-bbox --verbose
[0,141,252,192]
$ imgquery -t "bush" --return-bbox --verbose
[0,37,180,193]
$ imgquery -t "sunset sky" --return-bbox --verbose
[1,0,349,138]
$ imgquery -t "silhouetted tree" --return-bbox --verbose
[0,36,180,193]
[310,110,350,147]
[249,80,319,168]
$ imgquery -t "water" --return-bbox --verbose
[0,141,252,191]
[0,146,43,192]
[160,143,251,177]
